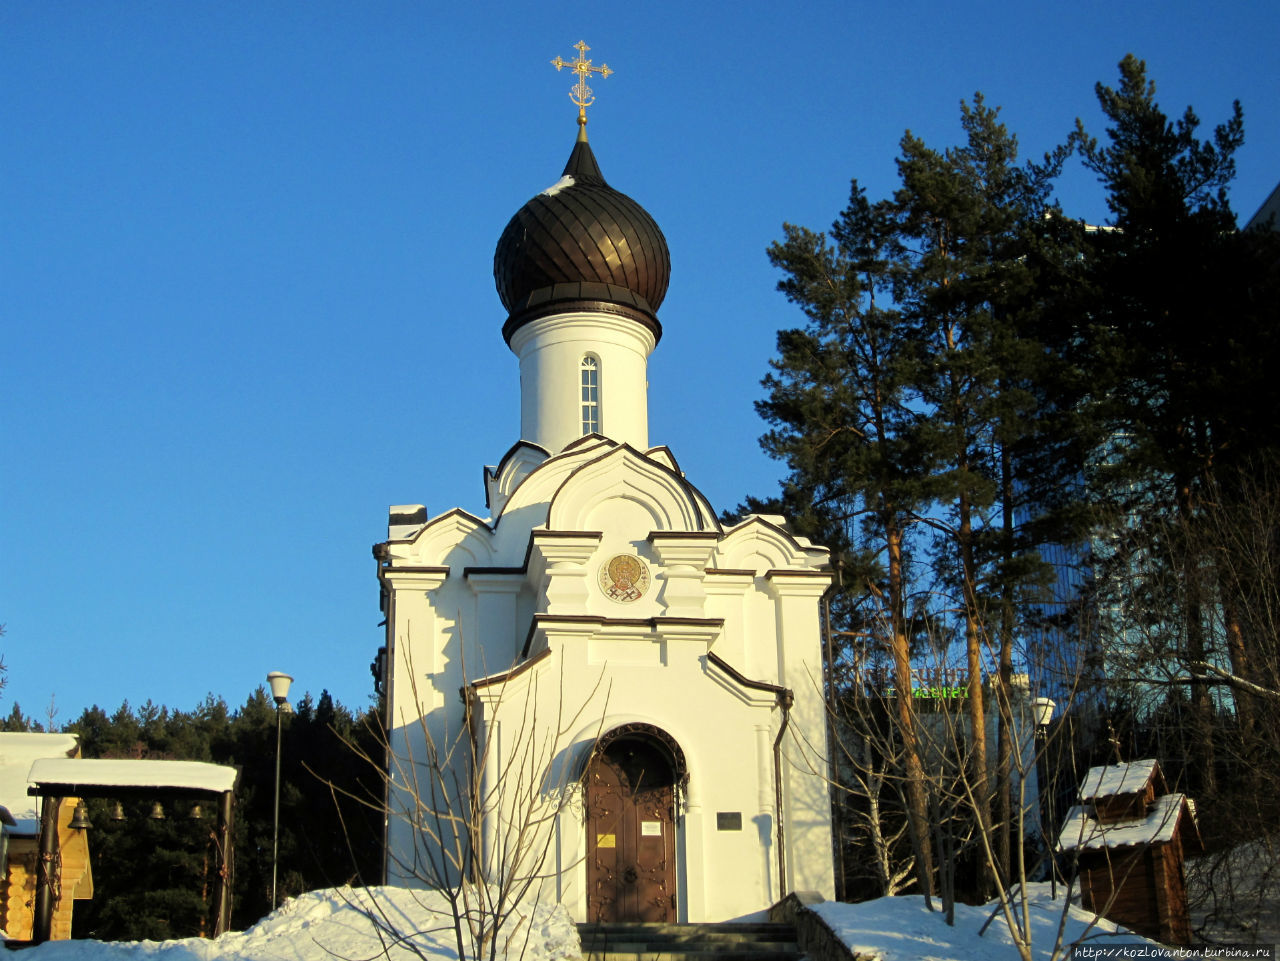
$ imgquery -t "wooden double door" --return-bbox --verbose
[585,737,677,922]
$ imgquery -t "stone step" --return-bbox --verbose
[577,922,802,961]
[579,935,800,948]
[579,923,795,939]
[586,953,801,961]
[580,932,799,945]
[582,944,800,955]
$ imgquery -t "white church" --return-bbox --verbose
[372,58,835,923]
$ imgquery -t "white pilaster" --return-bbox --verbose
[649,534,718,618]
[527,532,602,615]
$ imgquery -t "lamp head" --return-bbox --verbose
[1032,696,1057,728]
[266,671,294,706]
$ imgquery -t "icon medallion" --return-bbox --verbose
[598,554,651,603]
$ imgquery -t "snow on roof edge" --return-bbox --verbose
[1057,792,1188,852]
[26,758,239,794]
[1079,759,1158,800]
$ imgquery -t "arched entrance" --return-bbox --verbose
[584,724,685,922]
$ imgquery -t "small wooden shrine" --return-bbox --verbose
[0,734,93,941]
[1057,759,1200,945]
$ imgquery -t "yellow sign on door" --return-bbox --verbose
[596,833,616,848]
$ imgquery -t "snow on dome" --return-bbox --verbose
[494,133,670,344]
[541,174,574,197]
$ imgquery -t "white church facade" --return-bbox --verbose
[372,99,835,922]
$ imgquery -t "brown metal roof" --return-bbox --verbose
[494,133,670,343]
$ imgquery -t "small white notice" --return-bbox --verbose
[641,821,662,837]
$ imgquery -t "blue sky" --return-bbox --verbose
[4,1,1278,723]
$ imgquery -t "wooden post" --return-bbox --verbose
[32,795,59,943]
[212,790,235,936]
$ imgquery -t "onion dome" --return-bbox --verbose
[495,129,670,344]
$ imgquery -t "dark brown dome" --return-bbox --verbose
[495,133,670,344]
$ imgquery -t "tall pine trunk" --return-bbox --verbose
[1177,470,1216,797]
[886,520,937,898]
[994,442,1016,886]
[958,492,994,899]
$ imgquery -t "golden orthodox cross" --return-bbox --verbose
[551,41,613,126]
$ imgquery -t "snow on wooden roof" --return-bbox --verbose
[1057,792,1188,852]
[26,757,239,796]
[1079,759,1158,800]
[0,733,81,835]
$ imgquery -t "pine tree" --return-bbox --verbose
[1073,54,1259,795]
[762,182,937,897]
[758,97,1087,902]
[893,96,1071,893]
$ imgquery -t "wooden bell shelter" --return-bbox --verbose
[1057,759,1201,944]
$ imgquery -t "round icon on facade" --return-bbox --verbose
[598,554,651,603]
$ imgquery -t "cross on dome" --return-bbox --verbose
[551,40,613,127]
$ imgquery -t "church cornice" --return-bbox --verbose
[463,566,525,578]
[382,565,450,577]
[706,651,789,697]
[647,531,720,543]
[467,646,553,692]
[520,613,725,658]
[502,295,662,347]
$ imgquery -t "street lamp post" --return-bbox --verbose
[1032,696,1057,898]
[266,671,293,910]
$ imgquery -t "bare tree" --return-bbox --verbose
[333,648,606,961]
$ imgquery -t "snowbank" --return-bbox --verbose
[17,887,581,961]
[11,883,1166,961]
[813,885,1148,961]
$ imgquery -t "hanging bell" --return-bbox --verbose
[189,804,204,821]
[110,801,126,821]
[149,801,166,820]
[69,801,92,831]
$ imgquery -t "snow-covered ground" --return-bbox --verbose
[16,887,581,961]
[1188,839,1280,945]
[11,884,1162,961]
[815,886,1147,961]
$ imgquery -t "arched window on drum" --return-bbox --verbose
[581,355,600,435]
